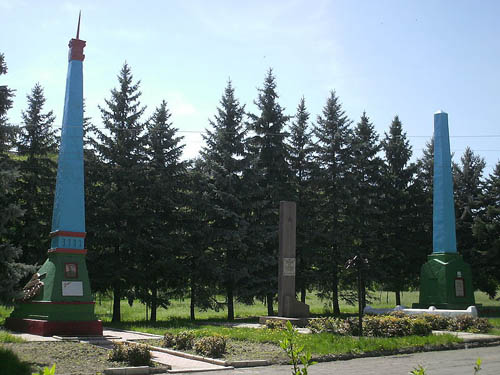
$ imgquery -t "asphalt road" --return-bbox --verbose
[206,346,500,375]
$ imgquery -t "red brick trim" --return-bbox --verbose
[49,231,86,238]
[5,317,102,336]
[47,248,87,255]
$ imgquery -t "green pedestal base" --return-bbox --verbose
[6,252,101,336]
[413,253,475,309]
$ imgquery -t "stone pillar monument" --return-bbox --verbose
[277,201,309,318]
[414,111,475,309]
[6,15,102,336]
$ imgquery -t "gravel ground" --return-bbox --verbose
[134,338,287,362]
[2,341,128,375]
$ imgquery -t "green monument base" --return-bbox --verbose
[413,253,475,309]
[5,251,102,336]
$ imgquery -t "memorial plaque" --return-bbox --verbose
[455,278,465,297]
[62,281,83,296]
[64,263,78,278]
[283,258,296,276]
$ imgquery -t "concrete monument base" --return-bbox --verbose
[413,253,476,310]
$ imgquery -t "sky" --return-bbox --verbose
[1,0,499,175]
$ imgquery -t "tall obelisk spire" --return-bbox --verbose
[433,111,457,253]
[414,111,475,310]
[6,14,102,336]
[50,12,86,241]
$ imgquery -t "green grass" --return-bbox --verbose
[0,330,25,343]
[136,325,462,357]
[92,290,500,324]
[488,318,500,335]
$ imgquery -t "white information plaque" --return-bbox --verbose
[283,258,296,277]
[62,281,83,296]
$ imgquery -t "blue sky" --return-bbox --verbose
[1,0,499,175]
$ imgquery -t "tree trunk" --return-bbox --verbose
[190,283,196,321]
[227,284,234,321]
[300,288,306,304]
[266,293,274,316]
[395,290,401,306]
[112,285,121,322]
[332,274,341,316]
[150,285,157,322]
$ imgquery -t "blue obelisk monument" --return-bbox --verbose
[6,15,102,335]
[414,111,475,309]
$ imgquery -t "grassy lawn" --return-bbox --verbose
[488,318,500,335]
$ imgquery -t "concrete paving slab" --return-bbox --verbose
[433,330,500,342]
[151,350,230,371]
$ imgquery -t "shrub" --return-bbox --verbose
[0,347,31,375]
[420,314,450,330]
[174,330,195,350]
[193,335,227,358]
[410,318,432,336]
[448,315,492,333]
[363,316,412,337]
[163,332,175,348]
[109,342,151,366]
[265,319,287,330]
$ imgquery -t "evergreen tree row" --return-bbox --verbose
[1,53,499,320]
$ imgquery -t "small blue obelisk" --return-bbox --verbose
[415,111,475,309]
[433,111,457,254]
[6,14,102,335]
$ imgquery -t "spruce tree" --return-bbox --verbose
[0,53,16,157]
[454,147,487,292]
[380,115,418,305]
[473,161,500,297]
[183,160,222,320]
[246,69,292,315]
[200,80,249,320]
[0,53,32,304]
[415,139,434,256]
[15,83,57,265]
[287,97,315,303]
[311,90,353,316]
[141,100,187,321]
[349,112,384,309]
[91,63,146,322]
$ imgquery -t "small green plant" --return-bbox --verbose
[410,364,426,375]
[474,358,482,374]
[193,335,227,358]
[32,364,56,375]
[279,321,316,375]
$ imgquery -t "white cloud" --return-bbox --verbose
[168,92,197,117]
